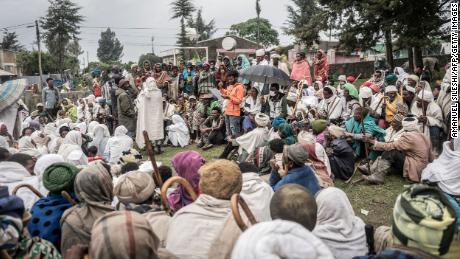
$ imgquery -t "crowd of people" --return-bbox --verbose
[0,48,459,259]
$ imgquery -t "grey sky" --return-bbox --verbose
[1,0,295,63]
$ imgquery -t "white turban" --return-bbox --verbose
[271,53,281,59]
[402,116,419,132]
[417,89,434,102]
[385,85,398,93]
[256,49,265,57]
[255,113,270,127]
[407,74,419,82]
[114,171,155,204]
[231,220,334,259]
[359,87,373,99]
[297,131,316,145]
[338,75,346,82]
[405,84,416,93]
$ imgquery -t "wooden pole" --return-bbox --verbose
[143,130,163,188]
[35,20,43,90]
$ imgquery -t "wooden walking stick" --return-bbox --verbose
[361,114,371,175]
[143,130,163,188]
[12,184,43,198]
[61,191,77,206]
[352,73,362,84]
[231,193,258,231]
[160,176,198,215]
[421,82,427,134]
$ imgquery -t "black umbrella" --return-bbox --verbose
[239,65,291,86]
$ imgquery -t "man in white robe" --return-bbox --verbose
[318,86,343,124]
[135,77,164,153]
[166,160,242,259]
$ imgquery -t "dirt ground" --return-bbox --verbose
[153,144,406,227]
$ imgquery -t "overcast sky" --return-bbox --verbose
[0,0,295,63]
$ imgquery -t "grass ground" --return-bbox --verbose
[154,144,406,227]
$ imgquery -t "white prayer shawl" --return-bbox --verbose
[342,98,360,121]
[135,78,164,148]
[17,136,42,158]
[421,141,460,196]
[240,173,274,222]
[301,87,319,108]
[31,131,49,155]
[57,131,88,167]
[369,93,384,117]
[167,115,190,147]
[243,96,261,115]
[0,136,8,148]
[0,161,40,210]
[394,67,408,83]
[33,154,65,195]
[86,121,99,139]
[76,102,91,122]
[163,102,176,120]
[384,127,404,143]
[410,101,443,138]
[313,188,367,259]
[318,95,343,120]
[231,220,335,259]
[89,124,110,156]
[235,127,269,155]
[166,194,231,259]
[75,121,87,134]
[104,126,134,164]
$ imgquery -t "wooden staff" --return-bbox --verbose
[160,176,198,215]
[352,73,362,84]
[361,115,371,175]
[61,191,77,206]
[231,194,258,231]
[143,130,163,188]
[12,184,43,198]
[421,82,427,134]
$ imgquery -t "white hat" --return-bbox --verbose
[255,113,270,127]
[417,89,434,102]
[385,85,398,93]
[256,49,265,57]
[359,87,373,99]
[402,116,419,132]
[407,74,419,82]
[338,75,346,82]
[271,53,281,59]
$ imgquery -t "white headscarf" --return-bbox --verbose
[313,187,367,259]
[402,117,419,132]
[104,126,134,164]
[89,124,110,156]
[394,67,408,83]
[31,131,49,155]
[87,121,99,138]
[421,140,460,196]
[359,87,373,99]
[33,154,65,195]
[17,136,41,158]
[231,220,334,259]
[58,130,88,166]
[167,115,190,147]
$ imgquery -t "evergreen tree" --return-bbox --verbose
[41,0,83,75]
[188,9,216,42]
[97,28,124,64]
[1,31,23,51]
[171,0,196,58]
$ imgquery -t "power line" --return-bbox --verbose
[0,22,34,31]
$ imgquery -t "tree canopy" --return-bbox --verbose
[1,31,24,51]
[138,53,162,68]
[171,0,196,54]
[97,28,124,64]
[230,18,279,47]
[187,8,216,42]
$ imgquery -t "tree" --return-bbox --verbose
[41,0,84,75]
[285,0,328,47]
[170,0,196,58]
[230,18,279,47]
[97,28,124,64]
[1,31,23,51]
[17,50,58,75]
[138,53,162,68]
[187,8,216,41]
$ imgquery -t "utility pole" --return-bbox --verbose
[35,20,43,90]
[86,51,89,70]
[151,36,155,54]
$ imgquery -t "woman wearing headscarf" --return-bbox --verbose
[314,49,330,83]
[278,123,296,145]
[313,188,368,259]
[61,98,77,122]
[34,154,65,195]
[17,136,41,158]
[231,220,334,259]
[28,162,79,251]
[88,124,110,156]
[342,83,360,121]
[302,143,334,188]
[76,99,91,122]
[394,67,408,85]
[166,114,190,147]
[60,161,114,252]
[103,125,133,164]
[89,211,177,259]
[0,122,15,147]
[242,87,262,132]
[168,151,204,213]
[86,121,99,139]
[270,143,320,194]
[57,130,88,167]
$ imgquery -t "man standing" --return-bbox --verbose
[197,63,215,95]
[290,52,312,85]
[116,79,137,137]
[42,78,60,119]
[221,70,244,140]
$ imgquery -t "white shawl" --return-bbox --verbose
[17,136,41,158]
[235,127,269,155]
[89,124,110,156]
[410,101,443,138]
[58,130,88,166]
[421,141,460,196]
[166,114,190,147]
[318,95,343,120]
[104,126,133,164]
[384,127,404,142]
[33,154,65,195]
[0,161,40,210]
[240,172,274,222]
[166,194,231,259]
[232,220,334,259]
[313,187,367,259]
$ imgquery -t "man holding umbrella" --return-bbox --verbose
[221,70,244,140]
